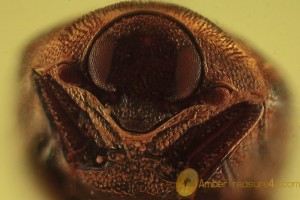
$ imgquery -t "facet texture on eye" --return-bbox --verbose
[87,13,203,101]
[88,37,116,92]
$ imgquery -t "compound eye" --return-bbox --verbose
[88,14,203,99]
[88,37,116,92]
[168,46,202,101]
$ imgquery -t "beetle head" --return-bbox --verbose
[33,2,270,198]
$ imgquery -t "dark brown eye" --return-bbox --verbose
[170,46,202,101]
[88,37,116,92]
[87,13,203,101]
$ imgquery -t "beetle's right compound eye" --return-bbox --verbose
[88,37,116,92]
[169,46,202,102]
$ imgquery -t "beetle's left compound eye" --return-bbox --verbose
[87,14,203,101]
[88,37,116,92]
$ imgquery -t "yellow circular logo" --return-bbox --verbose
[176,168,199,197]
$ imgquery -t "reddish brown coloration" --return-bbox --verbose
[20,2,289,200]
